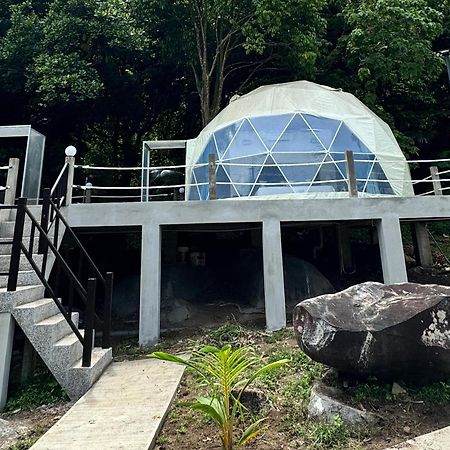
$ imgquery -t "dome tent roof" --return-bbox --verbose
[186,80,413,199]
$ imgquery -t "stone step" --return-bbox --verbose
[66,347,113,400]
[34,314,76,348]
[0,237,36,255]
[14,298,60,325]
[52,332,84,374]
[0,270,41,288]
[0,254,44,272]
[0,220,35,238]
[0,285,45,312]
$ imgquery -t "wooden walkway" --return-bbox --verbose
[31,358,186,450]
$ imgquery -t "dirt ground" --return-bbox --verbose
[0,402,71,449]
[149,326,450,450]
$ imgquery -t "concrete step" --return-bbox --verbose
[14,298,60,324]
[0,285,45,312]
[0,254,44,271]
[0,220,35,238]
[52,332,84,373]
[34,314,76,347]
[0,237,36,255]
[66,347,113,400]
[0,270,41,288]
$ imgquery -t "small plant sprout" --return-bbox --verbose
[150,345,288,450]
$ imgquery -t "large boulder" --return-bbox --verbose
[294,282,450,383]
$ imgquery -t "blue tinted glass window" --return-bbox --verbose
[222,119,267,159]
[250,114,293,150]
[214,120,243,156]
[272,114,324,153]
[222,154,266,197]
[301,114,341,150]
[189,172,201,200]
[331,152,374,192]
[273,152,322,184]
[365,162,394,194]
[216,166,237,199]
[330,123,371,154]
[312,157,347,192]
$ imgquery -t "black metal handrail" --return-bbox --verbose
[6,197,113,367]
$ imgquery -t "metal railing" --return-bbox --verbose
[4,196,113,367]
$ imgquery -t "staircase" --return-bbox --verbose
[0,204,112,401]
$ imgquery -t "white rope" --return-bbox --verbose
[437,169,450,176]
[0,166,10,171]
[0,186,8,191]
[75,163,208,171]
[74,183,207,190]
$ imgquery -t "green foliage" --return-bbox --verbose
[0,0,449,175]
[208,323,245,347]
[310,416,349,449]
[150,345,288,450]
[352,383,394,402]
[4,373,68,413]
[413,381,450,404]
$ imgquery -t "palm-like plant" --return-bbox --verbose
[150,345,288,450]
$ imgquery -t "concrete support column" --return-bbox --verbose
[0,313,14,411]
[139,224,161,346]
[377,216,408,284]
[413,223,433,267]
[262,219,286,331]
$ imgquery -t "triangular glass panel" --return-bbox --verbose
[272,152,322,186]
[213,120,243,157]
[194,139,218,198]
[331,152,374,193]
[221,119,267,160]
[251,156,292,196]
[330,123,371,154]
[272,114,324,153]
[216,165,238,199]
[365,162,394,195]
[249,114,294,151]
[301,114,341,150]
[223,154,266,197]
[189,172,201,200]
[310,156,347,193]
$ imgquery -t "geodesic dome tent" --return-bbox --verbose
[185,81,413,200]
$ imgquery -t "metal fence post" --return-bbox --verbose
[430,166,442,195]
[4,158,19,205]
[102,272,113,349]
[345,150,358,197]
[38,188,50,255]
[208,154,217,200]
[8,197,26,291]
[82,278,96,367]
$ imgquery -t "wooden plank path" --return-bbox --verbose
[31,358,186,450]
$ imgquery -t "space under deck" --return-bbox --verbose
[63,195,450,345]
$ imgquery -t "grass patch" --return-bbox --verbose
[6,428,44,450]
[352,382,394,402]
[4,372,68,414]
[412,381,450,404]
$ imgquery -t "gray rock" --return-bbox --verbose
[308,383,378,426]
[0,418,21,442]
[294,282,450,383]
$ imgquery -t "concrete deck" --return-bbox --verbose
[31,358,186,450]
[385,426,450,450]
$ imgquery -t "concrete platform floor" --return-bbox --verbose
[385,425,450,450]
[30,358,186,450]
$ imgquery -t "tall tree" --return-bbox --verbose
[143,0,326,126]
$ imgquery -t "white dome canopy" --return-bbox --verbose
[186,80,413,200]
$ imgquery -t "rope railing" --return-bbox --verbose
[64,152,450,202]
